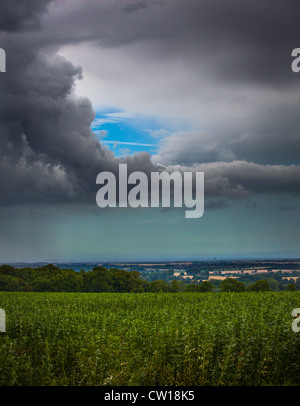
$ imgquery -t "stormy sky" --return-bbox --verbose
[0,0,299,262]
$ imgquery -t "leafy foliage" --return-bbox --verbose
[248,280,271,292]
[0,291,300,385]
[220,278,246,292]
[0,265,296,294]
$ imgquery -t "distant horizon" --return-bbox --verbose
[2,256,300,265]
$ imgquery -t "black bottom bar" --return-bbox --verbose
[0,386,299,402]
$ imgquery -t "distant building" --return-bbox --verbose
[207,275,238,281]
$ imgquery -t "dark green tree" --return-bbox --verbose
[185,281,215,292]
[171,280,180,292]
[248,279,271,292]
[263,277,280,291]
[87,267,114,292]
[113,270,144,292]
[198,281,215,292]
[287,283,297,291]
[220,278,246,292]
[185,284,201,292]
[148,280,172,292]
[32,277,54,292]
[0,274,22,291]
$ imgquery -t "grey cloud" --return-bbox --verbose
[167,161,300,199]
[0,0,52,32]
[123,2,147,13]
[153,122,300,167]
[39,0,300,86]
[153,131,238,166]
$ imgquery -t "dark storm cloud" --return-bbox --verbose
[0,42,157,204]
[39,0,300,85]
[0,0,52,32]
[0,0,299,208]
[0,0,157,205]
[167,161,300,200]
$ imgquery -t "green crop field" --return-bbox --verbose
[0,291,300,386]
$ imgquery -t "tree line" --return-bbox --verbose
[0,264,294,293]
